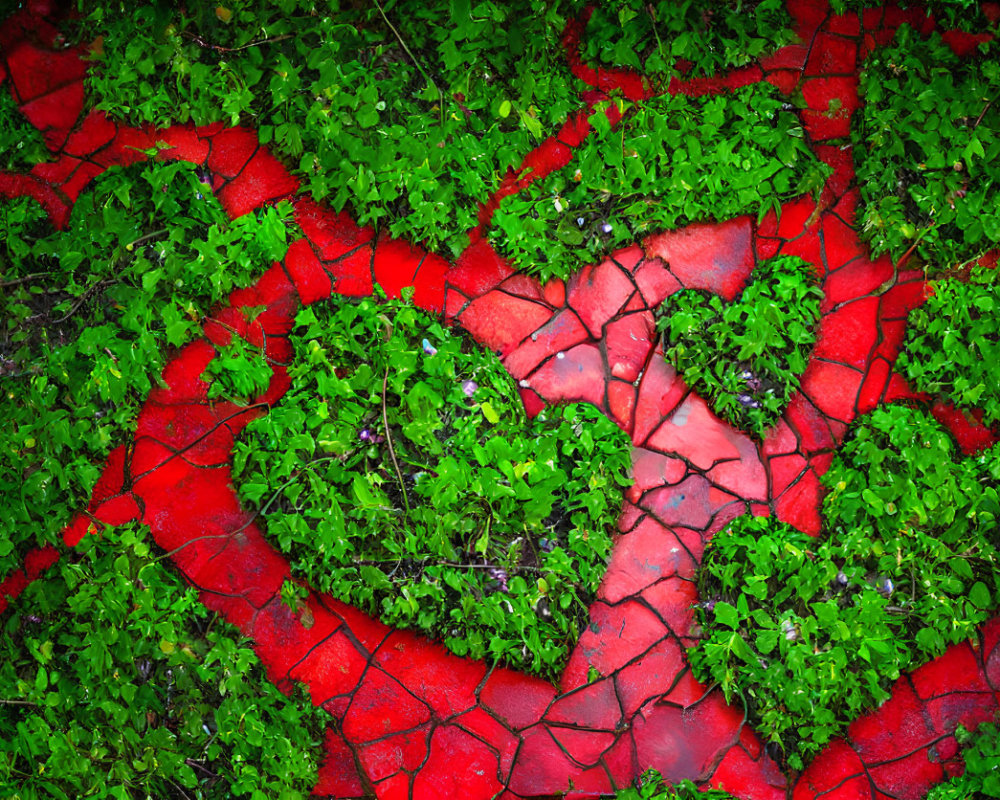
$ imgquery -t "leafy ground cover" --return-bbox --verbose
[580,0,792,80]
[72,0,585,260]
[612,771,738,799]
[489,85,828,281]
[854,24,1000,270]
[0,158,292,580]
[1,0,1000,797]
[231,296,632,681]
[657,255,823,439]
[1,525,327,799]
[899,265,1000,426]
[692,404,1000,769]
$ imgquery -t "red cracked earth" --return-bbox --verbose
[2,1,1000,798]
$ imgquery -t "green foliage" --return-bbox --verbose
[0,161,291,578]
[854,25,1000,270]
[73,0,588,259]
[580,0,791,80]
[927,723,1000,799]
[612,770,737,799]
[232,295,633,681]
[830,0,991,30]
[691,405,1000,769]
[489,86,828,281]
[0,524,326,799]
[0,88,49,172]
[899,268,1000,426]
[657,256,823,439]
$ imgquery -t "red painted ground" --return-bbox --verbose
[2,1,999,798]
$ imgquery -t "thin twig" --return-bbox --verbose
[50,278,115,324]
[372,0,444,126]
[181,31,293,53]
[0,272,49,288]
[167,779,194,800]
[382,364,410,519]
[0,699,37,706]
[353,558,544,573]
[973,99,994,130]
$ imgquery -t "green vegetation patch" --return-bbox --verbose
[0,525,327,799]
[657,255,823,440]
[854,25,1000,270]
[489,85,828,282]
[899,268,1000,427]
[613,770,738,799]
[0,162,294,579]
[580,0,791,80]
[927,723,1000,799]
[73,0,588,259]
[691,405,1000,769]
[232,295,633,681]
[0,89,48,172]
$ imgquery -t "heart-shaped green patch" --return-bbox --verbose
[228,294,633,683]
[657,255,823,439]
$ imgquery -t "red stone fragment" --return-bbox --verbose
[63,110,117,157]
[216,147,299,218]
[374,631,485,718]
[7,40,87,108]
[640,578,699,640]
[764,69,801,95]
[507,725,591,797]
[806,33,858,77]
[330,245,375,297]
[548,676,622,730]
[848,681,935,762]
[604,311,655,383]
[643,217,754,302]
[775,467,823,535]
[794,739,868,799]
[788,0,829,39]
[206,126,259,179]
[372,234,425,300]
[942,30,993,58]
[566,257,636,338]
[359,727,430,783]
[930,402,998,455]
[449,238,514,299]
[801,77,860,140]
[480,669,555,731]
[411,251,449,313]
[800,359,862,423]
[633,256,682,308]
[342,667,432,744]
[614,636,686,717]
[313,728,365,797]
[290,627,370,706]
[813,297,880,368]
[155,123,210,165]
[293,197,374,260]
[527,342,606,408]
[502,308,590,381]
[632,693,742,786]
[607,379,636,431]
[283,238,331,305]
[93,124,155,169]
[640,474,717,531]
[457,290,553,358]
[710,744,786,800]
[18,80,84,151]
[646,394,742,470]
[601,518,696,603]
[413,725,504,800]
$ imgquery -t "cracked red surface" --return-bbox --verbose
[2,1,1000,797]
